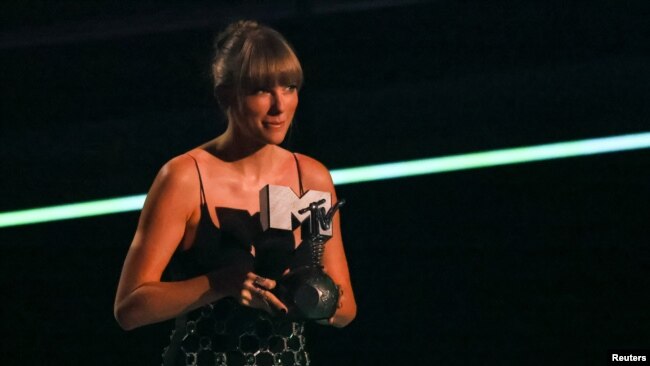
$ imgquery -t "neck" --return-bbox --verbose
[209,125,279,179]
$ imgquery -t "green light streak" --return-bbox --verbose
[0,195,146,228]
[1,132,650,228]
[330,132,650,185]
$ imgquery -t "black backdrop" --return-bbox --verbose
[1,1,649,365]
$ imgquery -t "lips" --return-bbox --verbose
[263,120,285,128]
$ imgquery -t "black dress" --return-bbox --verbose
[162,154,312,366]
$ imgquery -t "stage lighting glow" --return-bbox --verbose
[0,195,146,228]
[330,132,650,184]
[1,132,649,228]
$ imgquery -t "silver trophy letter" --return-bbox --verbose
[259,184,333,236]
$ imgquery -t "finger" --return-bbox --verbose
[251,285,267,297]
[251,286,280,310]
[337,286,344,309]
[244,287,274,312]
[259,290,288,314]
[249,274,276,290]
[250,288,284,315]
[239,290,253,305]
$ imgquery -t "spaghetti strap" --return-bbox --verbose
[292,153,305,196]
[187,154,207,205]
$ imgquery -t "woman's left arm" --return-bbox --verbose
[298,154,357,327]
[320,192,357,327]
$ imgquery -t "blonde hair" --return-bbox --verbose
[212,20,303,112]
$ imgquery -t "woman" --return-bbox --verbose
[114,20,356,366]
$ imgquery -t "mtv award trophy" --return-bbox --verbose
[259,185,345,320]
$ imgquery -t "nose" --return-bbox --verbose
[269,90,285,115]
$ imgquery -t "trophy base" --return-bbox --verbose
[274,266,339,320]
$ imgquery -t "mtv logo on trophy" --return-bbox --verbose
[259,185,345,320]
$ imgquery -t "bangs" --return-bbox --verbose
[237,32,303,94]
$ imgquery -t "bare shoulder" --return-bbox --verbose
[156,153,199,187]
[135,152,202,231]
[144,153,202,210]
[293,152,335,192]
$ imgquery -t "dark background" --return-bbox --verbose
[1,1,649,365]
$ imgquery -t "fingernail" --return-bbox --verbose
[280,308,287,314]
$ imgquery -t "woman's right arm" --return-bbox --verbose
[114,155,220,330]
[114,155,287,330]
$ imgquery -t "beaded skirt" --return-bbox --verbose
[162,298,310,366]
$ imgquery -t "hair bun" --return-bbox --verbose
[215,20,259,50]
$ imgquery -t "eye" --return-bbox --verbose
[252,88,270,95]
[284,84,298,92]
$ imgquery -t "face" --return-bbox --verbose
[232,84,299,146]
